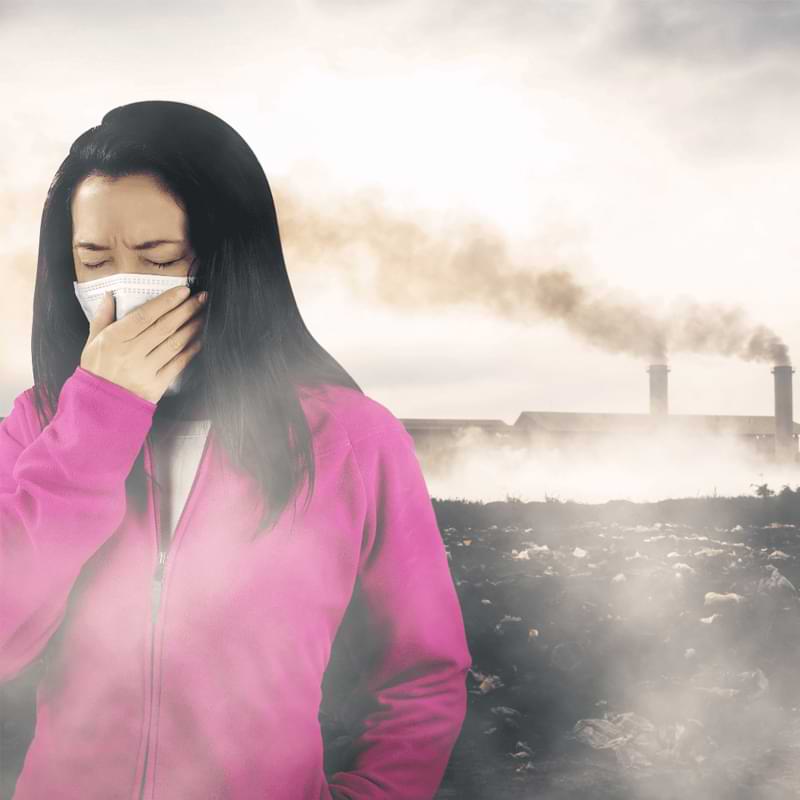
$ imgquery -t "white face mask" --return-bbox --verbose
[73,272,198,397]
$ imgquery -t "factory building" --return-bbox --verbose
[400,365,800,465]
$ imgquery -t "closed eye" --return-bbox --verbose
[82,259,183,270]
[148,259,182,269]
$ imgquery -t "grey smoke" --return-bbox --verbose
[278,190,791,366]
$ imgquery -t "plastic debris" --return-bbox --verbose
[570,711,710,770]
[509,740,535,759]
[694,548,726,557]
[491,706,522,729]
[757,565,798,598]
[703,592,745,607]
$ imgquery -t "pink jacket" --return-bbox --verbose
[0,366,471,799]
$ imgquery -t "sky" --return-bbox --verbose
[2,0,800,500]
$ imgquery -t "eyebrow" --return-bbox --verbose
[72,239,185,251]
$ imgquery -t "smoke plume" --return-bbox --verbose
[277,189,791,366]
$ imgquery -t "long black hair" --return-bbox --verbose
[30,100,363,537]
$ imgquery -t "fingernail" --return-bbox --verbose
[198,291,208,304]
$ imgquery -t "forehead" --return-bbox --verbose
[71,174,187,238]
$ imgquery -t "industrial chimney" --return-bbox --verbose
[772,365,796,463]
[647,364,669,416]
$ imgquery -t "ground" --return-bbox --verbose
[427,495,800,799]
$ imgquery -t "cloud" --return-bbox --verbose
[608,0,800,64]
[581,1,800,158]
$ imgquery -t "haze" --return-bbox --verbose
[2,0,799,500]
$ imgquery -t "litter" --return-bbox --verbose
[703,592,745,607]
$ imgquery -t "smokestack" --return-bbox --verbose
[772,365,796,463]
[647,364,669,416]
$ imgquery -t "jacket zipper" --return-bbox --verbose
[137,434,163,800]
[137,431,211,800]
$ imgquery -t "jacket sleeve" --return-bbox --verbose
[0,366,156,683]
[326,420,472,800]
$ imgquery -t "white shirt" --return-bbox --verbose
[149,416,212,542]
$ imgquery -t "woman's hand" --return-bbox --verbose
[80,286,208,404]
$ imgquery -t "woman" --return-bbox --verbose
[0,101,471,800]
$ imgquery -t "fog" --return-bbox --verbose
[420,427,800,506]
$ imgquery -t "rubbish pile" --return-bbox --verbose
[432,517,800,797]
